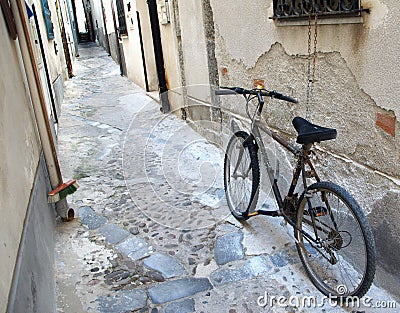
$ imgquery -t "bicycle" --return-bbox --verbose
[215,86,376,299]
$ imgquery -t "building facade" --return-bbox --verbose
[0,0,76,311]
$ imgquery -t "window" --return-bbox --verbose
[41,0,54,39]
[116,0,127,36]
[272,0,367,20]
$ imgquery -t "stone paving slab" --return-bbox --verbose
[269,249,297,268]
[78,206,107,230]
[148,278,212,304]
[144,253,186,278]
[214,232,244,265]
[164,298,195,313]
[211,256,271,286]
[97,289,147,313]
[97,223,131,245]
[116,237,153,261]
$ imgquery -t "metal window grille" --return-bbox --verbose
[116,0,127,35]
[272,0,366,20]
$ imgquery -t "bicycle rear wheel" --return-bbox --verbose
[295,181,376,299]
[224,131,260,220]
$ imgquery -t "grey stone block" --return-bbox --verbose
[97,223,130,244]
[116,237,152,261]
[211,267,248,286]
[78,206,107,229]
[246,255,272,276]
[149,278,212,304]
[164,298,195,313]
[97,289,147,313]
[211,256,270,286]
[269,250,296,268]
[144,253,186,278]
[214,232,244,265]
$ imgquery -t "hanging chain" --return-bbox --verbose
[312,11,318,85]
[306,3,318,121]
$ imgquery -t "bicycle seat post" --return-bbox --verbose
[304,143,313,151]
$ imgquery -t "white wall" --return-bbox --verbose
[0,14,41,312]
[120,0,149,89]
[178,0,210,102]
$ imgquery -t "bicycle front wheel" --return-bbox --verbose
[295,181,376,299]
[224,131,260,220]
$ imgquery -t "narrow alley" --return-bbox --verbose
[54,44,398,313]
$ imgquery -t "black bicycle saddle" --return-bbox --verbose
[292,116,337,144]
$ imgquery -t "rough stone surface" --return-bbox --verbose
[164,298,195,313]
[214,232,244,265]
[143,253,186,278]
[211,256,271,286]
[97,290,147,313]
[97,223,130,245]
[78,206,107,230]
[116,237,152,261]
[269,252,289,268]
[148,278,212,304]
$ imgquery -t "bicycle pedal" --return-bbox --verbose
[247,211,259,217]
[249,210,279,217]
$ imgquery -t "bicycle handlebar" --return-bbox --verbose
[214,89,238,95]
[215,86,298,104]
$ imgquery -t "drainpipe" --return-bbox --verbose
[147,0,170,113]
[12,0,74,220]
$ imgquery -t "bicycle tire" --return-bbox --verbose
[224,131,260,220]
[295,181,376,299]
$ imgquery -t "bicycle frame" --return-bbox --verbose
[220,87,375,294]
[236,95,334,254]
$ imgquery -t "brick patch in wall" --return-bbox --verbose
[376,113,396,137]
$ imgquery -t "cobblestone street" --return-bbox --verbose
[55,43,397,313]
